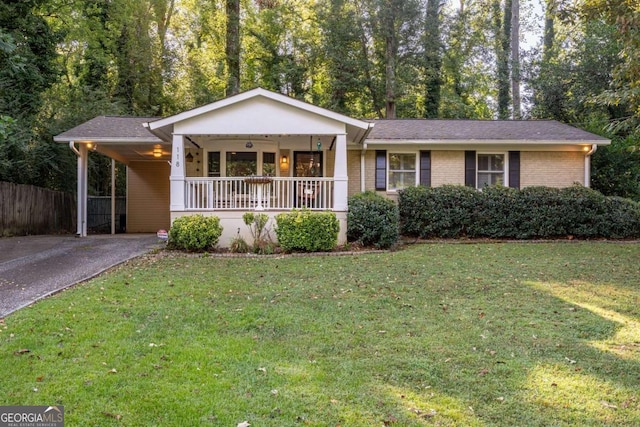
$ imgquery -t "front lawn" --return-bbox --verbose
[1,243,639,426]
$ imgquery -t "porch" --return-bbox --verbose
[54,88,374,244]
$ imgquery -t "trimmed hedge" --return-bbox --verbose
[275,210,339,252]
[168,214,223,251]
[399,185,640,239]
[347,191,399,249]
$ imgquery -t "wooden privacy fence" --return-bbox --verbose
[0,181,76,236]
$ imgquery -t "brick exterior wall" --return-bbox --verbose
[347,150,362,196]
[348,149,586,199]
[431,151,466,186]
[521,151,585,188]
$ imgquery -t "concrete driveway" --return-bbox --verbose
[0,234,163,318]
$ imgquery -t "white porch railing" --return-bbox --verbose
[185,177,334,210]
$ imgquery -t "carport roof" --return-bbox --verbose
[54,116,162,143]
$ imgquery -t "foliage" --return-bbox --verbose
[242,212,274,254]
[592,134,640,201]
[2,243,640,425]
[0,0,60,121]
[2,0,637,197]
[399,185,480,238]
[580,0,640,134]
[347,191,399,249]
[168,214,223,251]
[229,228,251,253]
[399,184,640,239]
[275,210,339,252]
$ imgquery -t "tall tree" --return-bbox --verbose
[423,0,443,118]
[0,0,59,121]
[317,0,369,115]
[511,0,521,119]
[225,0,240,96]
[494,0,511,119]
[581,0,640,134]
[380,0,399,118]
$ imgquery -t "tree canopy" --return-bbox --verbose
[0,0,638,199]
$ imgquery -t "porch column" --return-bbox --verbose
[77,143,88,237]
[334,133,348,211]
[170,134,186,211]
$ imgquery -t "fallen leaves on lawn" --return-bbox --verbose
[107,368,117,374]
[409,407,436,419]
[237,421,250,427]
[14,349,30,355]
[600,401,618,410]
[478,368,490,376]
[102,412,122,420]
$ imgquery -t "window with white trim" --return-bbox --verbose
[388,153,416,191]
[477,153,505,188]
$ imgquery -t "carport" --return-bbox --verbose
[54,116,172,236]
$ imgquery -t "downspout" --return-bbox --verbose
[358,123,375,193]
[361,143,367,193]
[584,144,597,188]
[69,141,80,156]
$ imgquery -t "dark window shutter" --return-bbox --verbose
[375,150,386,191]
[465,151,476,188]
[419,151,431,187]
[508,151,520,189]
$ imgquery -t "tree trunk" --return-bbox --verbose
[423,0,442,118]
[385,34,397,119]
[382,1,397,119]
[543,0,555,63]
[225,0,240,96]
[511,0,521,119]
[496,0,511,120]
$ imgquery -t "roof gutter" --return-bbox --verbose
[584,143,597,188]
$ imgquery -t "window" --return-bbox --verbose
[226,152,257,176]
[262,152,276,176]
[388,153,416,191]
[477,153,505,187]
[208,152,220,177]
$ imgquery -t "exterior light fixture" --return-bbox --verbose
[281,155,288,164]
[153,147,162,158]
[317,138,322,151]
[246,141,253,148]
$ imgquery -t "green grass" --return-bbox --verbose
[1,242,639,426]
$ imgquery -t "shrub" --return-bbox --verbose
[347,191,399,249]
[168,215,223,251]
[399,185,479,238]
[397,184,640,239]
[242,212,274,254]
[275,210,339,252]
[229,228,251,253]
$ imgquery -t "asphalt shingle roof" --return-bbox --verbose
[366,119,609,142]
[55,116,608,144]
[54,116,161,141]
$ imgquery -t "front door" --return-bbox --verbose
[293,152,323,207]
[293,152,323,177]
